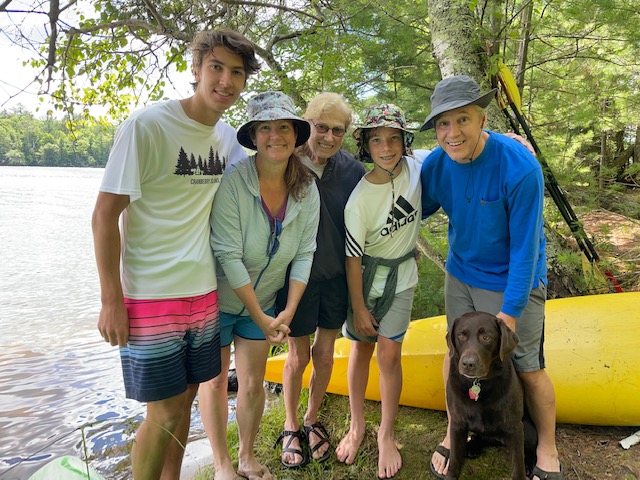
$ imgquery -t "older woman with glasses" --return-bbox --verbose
[274,93,365,469]
[198,91,320,480]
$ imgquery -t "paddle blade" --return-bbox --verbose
[498,62,522,113]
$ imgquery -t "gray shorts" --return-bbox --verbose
[343,287,415,344]
[445,273,547,372]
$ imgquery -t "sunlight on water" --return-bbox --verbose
[0,167,233,479]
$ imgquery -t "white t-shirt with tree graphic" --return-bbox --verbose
[100,100,246,299]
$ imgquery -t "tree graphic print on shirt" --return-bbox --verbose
[174,145,228,176]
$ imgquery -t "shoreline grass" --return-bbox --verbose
[194,387,640,480]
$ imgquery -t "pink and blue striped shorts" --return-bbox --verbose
[120,290,220,402]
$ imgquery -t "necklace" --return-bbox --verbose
[375,158,402,237]
[464,159,474,203]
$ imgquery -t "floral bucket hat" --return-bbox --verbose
[237,91,311,150]
[352,104,414,162]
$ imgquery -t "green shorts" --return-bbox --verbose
[444,272,547,372]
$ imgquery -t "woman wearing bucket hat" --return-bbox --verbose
[274,93,366,468]
[420,75,562,480]
[336,104,422,479]
[198,90,320,480]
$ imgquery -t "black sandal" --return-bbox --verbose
[303,422,331,463]
[273,428,309,468]
[429,444,449,480]
[530,463,564,480]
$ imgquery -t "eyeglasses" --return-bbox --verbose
[311,121,346,137]
[267,218,282,257]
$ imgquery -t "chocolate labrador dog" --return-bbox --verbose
[444,311,533,480]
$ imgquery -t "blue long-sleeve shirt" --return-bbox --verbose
[420,132,547,318]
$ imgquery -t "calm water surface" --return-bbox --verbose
[0,167,214,479]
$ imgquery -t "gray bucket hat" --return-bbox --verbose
[419,75,497,131]
[237,91,311,150]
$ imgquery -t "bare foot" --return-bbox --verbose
[213,464,241,480]
[237,462,274,480]
[335,428,364,465]
[378,435,402,478]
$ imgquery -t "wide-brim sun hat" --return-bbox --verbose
[419,75,497,131]
[352,104,414,162]
[237,91,311,150]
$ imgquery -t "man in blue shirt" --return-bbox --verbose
[420,75,562,480]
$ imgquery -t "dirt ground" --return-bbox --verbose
[555,424,639,479]
[552,207,640,479]
[580,208,640,292]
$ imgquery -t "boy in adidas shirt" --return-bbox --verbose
[336,104,423,479]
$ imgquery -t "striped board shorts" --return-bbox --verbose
[120,290,221,402]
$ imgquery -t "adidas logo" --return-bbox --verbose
[382,195,417,236]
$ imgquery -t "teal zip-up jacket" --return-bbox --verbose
[210,154,320,315]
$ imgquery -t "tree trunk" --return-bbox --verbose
[428,0,503,131]
[515,1,533,94]
[635,125,640,166]
[416,229,445,272]
[599,129,607,190]
[428,0,486,78]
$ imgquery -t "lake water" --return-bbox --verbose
[0,167,214,479]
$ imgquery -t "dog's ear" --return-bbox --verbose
[446,316,459,353]
[497,318,520,361]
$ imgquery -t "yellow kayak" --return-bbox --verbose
[264,292,640,426]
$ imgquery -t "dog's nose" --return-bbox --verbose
[461,353,478,371]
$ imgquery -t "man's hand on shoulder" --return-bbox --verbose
[503,132,535,156]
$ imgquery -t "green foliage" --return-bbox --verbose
[413,218,448,319]
[0,107,115,167]
[497,0,640,186]
[413,254,445,319]
[9,0,637,190]
[6,0,639,292]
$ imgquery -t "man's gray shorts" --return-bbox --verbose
[445,273,547,372]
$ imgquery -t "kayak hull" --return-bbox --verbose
[264,292,640,426]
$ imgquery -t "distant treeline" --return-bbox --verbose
[0,106,116,168]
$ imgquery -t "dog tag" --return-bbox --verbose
[469,382,481,401]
